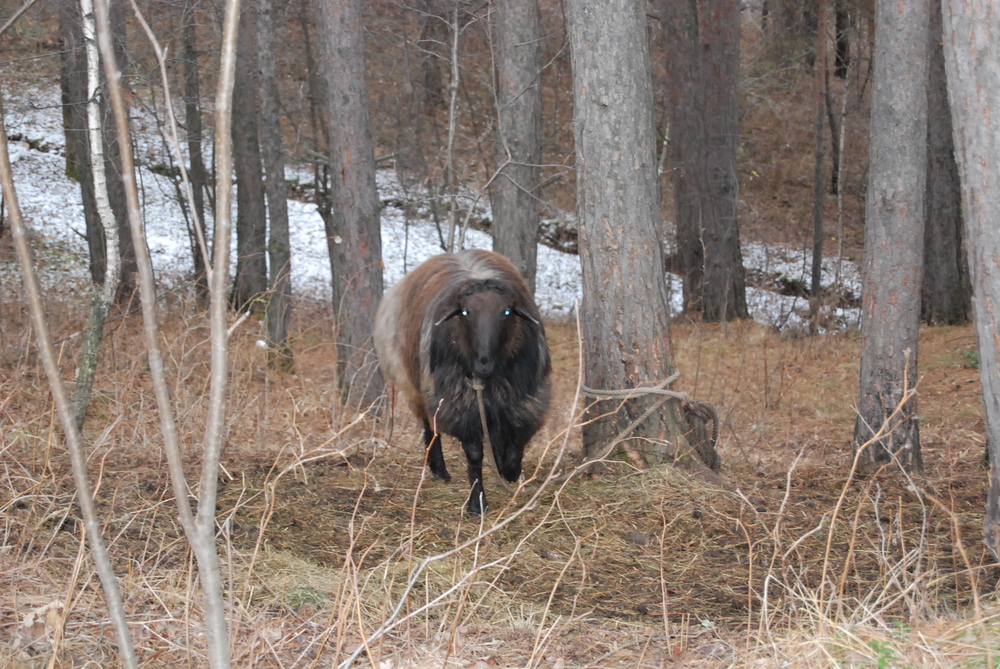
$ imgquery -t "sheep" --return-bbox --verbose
[373,249,552,514]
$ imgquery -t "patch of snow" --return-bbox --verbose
[1,79,860,331]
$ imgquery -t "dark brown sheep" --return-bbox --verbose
[373,250,552,514]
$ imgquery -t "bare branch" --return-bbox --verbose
[0,98,138,669]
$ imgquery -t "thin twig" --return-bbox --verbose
[0,95,139,669]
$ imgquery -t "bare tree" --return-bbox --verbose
[182,0,210,305]
[230,0,267,312]
[657,0,747,321]
[418,0,448,112]
[70,0,121,430]
[109,0,243,663]
[489,0,542,293]
[315,0,385,407]
[853,0,928,474]
[921,0,968,326]
[833,0,851,78]
[942,0,1000,559]
[443,2,463,253]
[810,0,828,304]
[1,40,140,669]
[58,0,135,297]
[699,0,748,322]
[566,0,686,462]
[257,0,293,369]
[657,0,706,312]
[103,0,139,301]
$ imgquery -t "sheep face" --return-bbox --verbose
[435,285,521,379]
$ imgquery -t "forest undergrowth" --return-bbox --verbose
[1,4,996,667]
[1,293,997,668]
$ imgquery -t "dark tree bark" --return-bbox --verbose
[921,0,968,326]
[104,0,137,303]
[769,0,818,66]
[58,0,135,298]
[699,0,748,321]
[182,0,210,306]
[658,0,706,312]
[315,0,385,408]
[230,2,268,313]
[853,0,928,474]
[257,0,294,369]
[834,0,851,79]
[941,0,1000,559]
[418,0,448,112]
[810,0,828,302]
[297,0,332,229]
[566,0,685,463]
[489,0,542,293]
[825,74,842,195]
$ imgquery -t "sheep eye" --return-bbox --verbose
[504,309,511,316]
[461,309,468,317]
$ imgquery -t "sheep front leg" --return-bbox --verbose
[423,418,451,482]
[461,439,488,515]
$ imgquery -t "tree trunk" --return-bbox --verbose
[657,0,706,313]
[105,0,137,303]
[257,0,294,369]
[921,0,969,326]
[315,0,385,409]
[298,0,329,197]
[71,0,122,431]
[770,0,814,67]
[418,0,448,112]
[941,0,1000,559]
[566,0,685,463]
[489,0,542,293]
[59,0,133,293]
[810,0,828,303]
[60,0,105,285]
[825,75,842,195]
[230,1,268,313]
[298,0,333,251]
[834,0,850,79]
[699,0,748,322]
[182,1,210,307]
[853,0,928,474]
[1,94,139,669]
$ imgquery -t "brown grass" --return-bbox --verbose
[1,6,994,668]
[1,294,995,668]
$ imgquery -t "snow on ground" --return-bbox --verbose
[1,79,860,331]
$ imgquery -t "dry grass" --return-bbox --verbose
[1,7,994,667]
[0,291,996,668]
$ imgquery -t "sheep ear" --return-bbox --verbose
[510,306,540,326]
[434,307,463,327]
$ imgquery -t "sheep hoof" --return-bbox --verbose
[428,462,451,482]
[466,495,488,516]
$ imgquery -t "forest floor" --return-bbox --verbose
[2,6,998,668]
[1,302,997,668]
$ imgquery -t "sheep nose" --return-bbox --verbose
[474,356,494,377]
